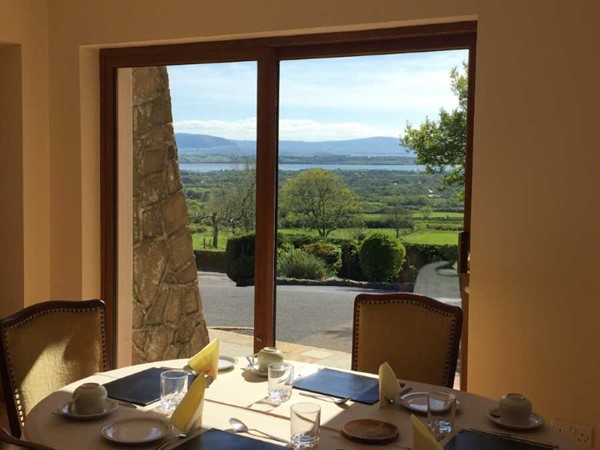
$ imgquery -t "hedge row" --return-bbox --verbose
[201,232,458,285]
[194,250,228,273]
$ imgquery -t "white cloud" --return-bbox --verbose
[174,118,257,140]
[173,117,394,141]
[167,50,468,140]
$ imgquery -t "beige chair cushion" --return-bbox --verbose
[353,294,462,387]
[1,302,106,433]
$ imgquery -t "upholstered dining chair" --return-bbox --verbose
[0,300,108,437]
[352,292,463,388]
[0,427,57,450]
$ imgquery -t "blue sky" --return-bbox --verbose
[168,49,467,141]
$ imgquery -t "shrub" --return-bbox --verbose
[279,233,318,249]
[195,250,227,273]
[338,240,364,281]
[302,242,342,275]
[399,243,458,282]
[225,233,255,286]
[277,249,328,280]
[359,233,406,282]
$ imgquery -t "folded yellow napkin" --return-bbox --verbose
[170,375,205,433]
[379,361,401,408]
[411,414,443,450]
[187,338,220,377]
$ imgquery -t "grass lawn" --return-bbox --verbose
[192,227,459,250]
[400,230,459,245]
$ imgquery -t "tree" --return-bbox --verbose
[222,163,256,234]
[280,169,361,238]
[205,187,229,248]
[385,198,414,238]
[200,163,257,248]
[402,62,468,197]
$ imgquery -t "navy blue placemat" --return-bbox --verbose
[103,367,195,406]
[292,368,379,404]
[175,429,287,450]
[445,430,552,450]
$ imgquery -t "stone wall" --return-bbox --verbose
[131,66,209,363]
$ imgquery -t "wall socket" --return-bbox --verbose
[552,419,593,449]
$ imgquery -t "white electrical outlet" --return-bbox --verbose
[553,419,593,450]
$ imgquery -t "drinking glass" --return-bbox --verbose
[268,362,294,404]
[427,391,456,440]
[160,370,188,411]
[290,402,320,449]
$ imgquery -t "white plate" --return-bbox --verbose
[397,392,460,414]
[243,364,268,378]
[487,408,544,430]
[101,417,173,444]
[55,399,118,420]
[218,356,237,371]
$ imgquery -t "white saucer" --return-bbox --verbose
[487,408,544,430]
[243,364,268,378]
[55,399,118,420]
[102,417,173,444]
[218,356,237,372]
[397,392,460,414]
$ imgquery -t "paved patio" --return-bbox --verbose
[210,327,460,389]
[210,261,462,389]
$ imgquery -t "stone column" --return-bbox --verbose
[131,66,209,363]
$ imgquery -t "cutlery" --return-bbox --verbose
[299,391,350,404]
[229,417,289,444]
[385,386,413,404]
[465,428,558,448]
[154,433,187,450]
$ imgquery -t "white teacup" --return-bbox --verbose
[72,383,107,415]
[498,393,532,425]
[254,347,284,372]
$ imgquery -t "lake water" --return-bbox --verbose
[179,162,426,173]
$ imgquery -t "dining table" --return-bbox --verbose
[23,358,576,450]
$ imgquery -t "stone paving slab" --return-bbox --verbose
[210,328,459,389]
[209,328,351,369]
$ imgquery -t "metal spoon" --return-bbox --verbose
[299,391,350,404]
[229,417,289,444]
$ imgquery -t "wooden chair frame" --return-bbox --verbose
[0,426,57,449]
[352,292,463,388]
[0,300,108,437]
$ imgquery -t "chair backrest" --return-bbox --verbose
[352,292,462,388]
[0,300,107,437]
[0,427,57,450]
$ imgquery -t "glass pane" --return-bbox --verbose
[169,62,258,357]
[275,51,468,384]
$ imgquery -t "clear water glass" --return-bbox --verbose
[160,370,188,411]
[290,402,320,449]
[268,362,294,404]
[427,391,456,440]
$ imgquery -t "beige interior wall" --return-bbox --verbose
[37,0,600,444]
[468,0,600,434]
[0,0,49,315]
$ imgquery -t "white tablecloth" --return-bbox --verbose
[23,359,575,450]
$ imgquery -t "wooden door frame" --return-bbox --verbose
[99,22,476,387]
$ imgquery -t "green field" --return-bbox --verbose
[192,227,459,250]
[185,168,464,251]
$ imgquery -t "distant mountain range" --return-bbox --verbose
[175,133,412,157]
